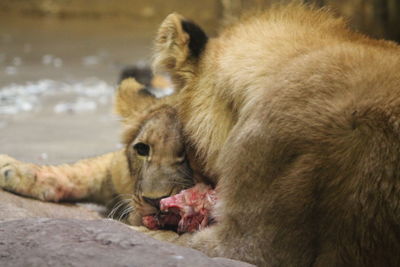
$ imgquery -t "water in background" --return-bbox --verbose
[0,15,155,164]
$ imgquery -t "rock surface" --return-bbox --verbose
[0,189,103,222]
[0,218,253,267]
[0,190,253,266]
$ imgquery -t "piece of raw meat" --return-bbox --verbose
[142,212,180,231]
[142,183,216,233]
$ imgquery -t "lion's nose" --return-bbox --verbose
[142,196,164,208]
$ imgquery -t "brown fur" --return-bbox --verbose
[151,4,400,266]
[0,78,192,226]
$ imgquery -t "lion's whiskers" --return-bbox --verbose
[118,205,135,221]
[107,196,134,219]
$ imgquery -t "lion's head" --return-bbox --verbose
[114,79,193,221]
[124,106,193,217]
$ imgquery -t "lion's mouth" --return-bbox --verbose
[142,210,181,231]
[141,183,217,233]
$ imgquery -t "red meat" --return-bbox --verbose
[142,212,180,230]
[141,183,216,233]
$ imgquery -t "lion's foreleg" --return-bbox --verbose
[0,152,118,203]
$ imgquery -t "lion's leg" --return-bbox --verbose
[185,117,316,266]
[0,151,120,203]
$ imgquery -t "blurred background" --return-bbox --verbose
[0,0,399,164]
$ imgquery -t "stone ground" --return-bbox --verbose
[0,189,254,267]
[0,217,253,267]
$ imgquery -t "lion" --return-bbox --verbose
[2,4,400,265]
[0,78,194,228]
[143,3,400,266]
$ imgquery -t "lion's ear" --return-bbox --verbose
[153,13,208,79]
[114,78,157,121]
[156,13,189,53]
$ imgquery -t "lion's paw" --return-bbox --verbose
[1,155,71,202]
[0,155,44,199]
[0,154,19,169]
[0,154,23,188]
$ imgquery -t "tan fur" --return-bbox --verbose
[0,78,192,226]
[151,4,400,266]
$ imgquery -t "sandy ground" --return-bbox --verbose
[0,15,156,164]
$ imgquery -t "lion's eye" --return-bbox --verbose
[133,142,150,157]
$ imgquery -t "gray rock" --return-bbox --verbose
[0,218,253,267]
[0,189,103,222]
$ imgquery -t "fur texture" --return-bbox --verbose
[152,4,400,266]
[0,78,192,226]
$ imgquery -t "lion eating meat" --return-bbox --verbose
[145,3,400,267]
[0,78,215,233]
[2,3,400,266]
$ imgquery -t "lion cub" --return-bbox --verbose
[0,78,193,226]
